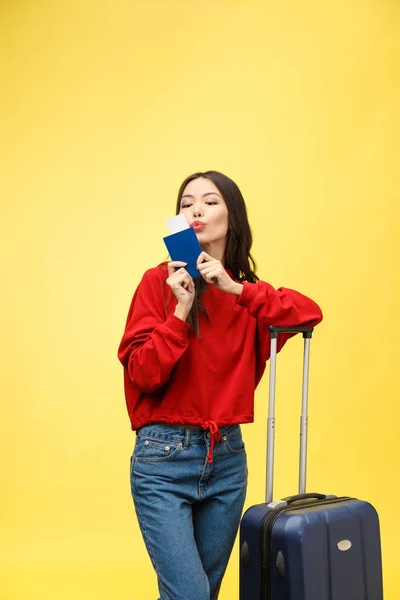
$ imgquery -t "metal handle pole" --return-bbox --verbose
[266,337,278,504]
[266,327,314,505]
[298,337,311,495]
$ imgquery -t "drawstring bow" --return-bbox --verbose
[202,421,221,463]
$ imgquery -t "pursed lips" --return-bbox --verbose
[190,221,206,229]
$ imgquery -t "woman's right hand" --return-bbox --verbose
[166,262,195,315]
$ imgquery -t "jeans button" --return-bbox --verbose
[207,432,211,438]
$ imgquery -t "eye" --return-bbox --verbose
[206,201,218,205]
[181,204,191,209]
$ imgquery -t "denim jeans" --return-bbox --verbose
[130,423,248,600]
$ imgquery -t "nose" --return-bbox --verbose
[192,205,203,218]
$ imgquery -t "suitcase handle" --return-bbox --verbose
[284,493,326,505]
[269,326,314,338]
[266,326,313,504]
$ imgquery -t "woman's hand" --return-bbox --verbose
[196,252,243,296]
[166,262,195,317]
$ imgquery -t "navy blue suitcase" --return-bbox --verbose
[239,326,383,600]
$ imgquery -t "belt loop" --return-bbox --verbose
[184,428,191,449]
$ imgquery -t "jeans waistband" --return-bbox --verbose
[136,422,239,443]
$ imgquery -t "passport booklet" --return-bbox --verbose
[163,215,203,278]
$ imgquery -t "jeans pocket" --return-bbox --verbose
[129,453,135,476]
[224,427,246,455]
[134,436,183,463]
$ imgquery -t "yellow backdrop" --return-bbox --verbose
[1,0,398,598]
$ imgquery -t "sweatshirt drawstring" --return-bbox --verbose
[202,421,221,463]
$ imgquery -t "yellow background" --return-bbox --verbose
[1,0,399,598]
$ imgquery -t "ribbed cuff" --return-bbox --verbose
[164,313,191,340]
[236,282,258,310]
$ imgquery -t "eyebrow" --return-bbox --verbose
[181,192,222,200]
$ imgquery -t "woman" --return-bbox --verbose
[118,170,323,600]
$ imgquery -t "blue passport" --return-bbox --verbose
[163,227,203,279]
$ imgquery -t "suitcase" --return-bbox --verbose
[239,326,383,600]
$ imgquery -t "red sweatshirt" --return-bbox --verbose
[118,262,323,461]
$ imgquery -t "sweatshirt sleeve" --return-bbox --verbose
[238,280,323,387]
[117,268,190,394]
[237,280,323,328]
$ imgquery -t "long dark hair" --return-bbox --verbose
[164,170,259,337]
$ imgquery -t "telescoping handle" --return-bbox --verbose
[266,326,314,504]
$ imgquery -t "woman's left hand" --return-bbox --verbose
[196,252,243,296]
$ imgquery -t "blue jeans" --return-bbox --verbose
[130,423,248,600]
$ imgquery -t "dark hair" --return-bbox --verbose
[164,170,259,337]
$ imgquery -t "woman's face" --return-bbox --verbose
[179,177,229,249]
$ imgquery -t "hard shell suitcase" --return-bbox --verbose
[239,326,383,600]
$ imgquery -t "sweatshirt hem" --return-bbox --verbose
[130,414,254,431]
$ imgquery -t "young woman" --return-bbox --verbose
[118,171,323,600]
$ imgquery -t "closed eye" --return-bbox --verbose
[181,201,218,208]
